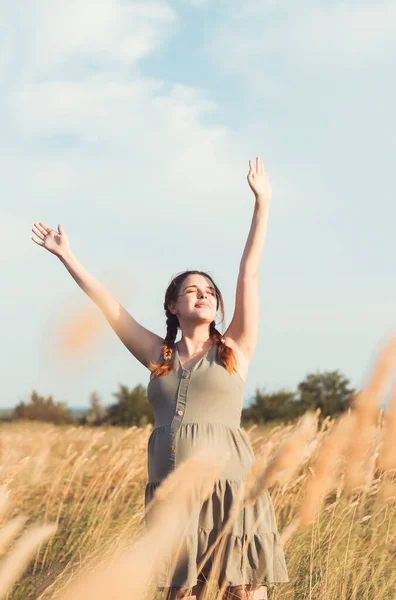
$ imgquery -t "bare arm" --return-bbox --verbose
[223,157,271,361]
[32,222,163,369]
[239,198,269,278]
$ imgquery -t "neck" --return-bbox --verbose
[177,333,213,357]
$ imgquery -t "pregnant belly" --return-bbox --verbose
[147,421,255,483]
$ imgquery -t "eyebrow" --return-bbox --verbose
[183,284,216,292]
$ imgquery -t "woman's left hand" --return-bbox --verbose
[247,157,272,207]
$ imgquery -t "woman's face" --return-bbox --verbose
[170,274,217,324]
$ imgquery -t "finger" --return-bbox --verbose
[256,156,259,173]
[32,224,45,240]
[31,236,44,246]
[259,158,264,176]
[249,159,255,174]
[39,221,52,234]
[35,222,49,236]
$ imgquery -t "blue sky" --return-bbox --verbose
[1,0,395,411]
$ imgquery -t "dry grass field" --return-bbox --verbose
[1,335,395,600]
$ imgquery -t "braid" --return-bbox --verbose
[209,321,225,346]
[148,312,179,378]
[209,321,237,375]
[162,314,178,363]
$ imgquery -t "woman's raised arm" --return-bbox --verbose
[223,157,272,362]
[31,221,164,369]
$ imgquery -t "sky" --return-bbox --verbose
[1,0,395,411]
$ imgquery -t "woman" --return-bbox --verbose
[31,157,289,600]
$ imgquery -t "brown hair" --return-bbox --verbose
[149,270,238,378]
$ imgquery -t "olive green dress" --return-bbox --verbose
[145,342,289,588]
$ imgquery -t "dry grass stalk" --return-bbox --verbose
[29,425,149,586]
[378,373,396,471]
[2,456,31,487]
[240,430,322,568]
[29,446,51,487]
[0,487,10,518]
[148,450,228,587]
[279,517,300,548]
[299,411,356,527]
[246,423,258,436]
[379,478,396,503]
[243,411,318,507]
[196,483,246,586]
[344,333,396,493]
[319,415,333,432]
[147,446,230,512]
[196,412,318,583]
[58,451,225,600]
[58,302,106,356]
[234,414,322,572]
[0,523,57,598]
[360,425,382,498]
[0,516,28,556]
[235,411,344,564]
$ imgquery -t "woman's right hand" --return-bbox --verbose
[31,222,70,258]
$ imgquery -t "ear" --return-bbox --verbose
[168,301,176,315]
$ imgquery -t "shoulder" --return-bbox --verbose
[221,336,251,380]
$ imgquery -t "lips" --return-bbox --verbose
[195,303,209,308]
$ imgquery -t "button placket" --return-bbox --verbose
[168,368,191,469]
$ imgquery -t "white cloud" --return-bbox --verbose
[13,0,177,77]
[6,74,237,215]
[1,0,254,263]
[181,0,209,6]
[10,77,221,146]
[289,1,396,63]
[204,0,396,88]
[2,0,241,190]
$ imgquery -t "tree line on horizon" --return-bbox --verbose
[0,368,359,428]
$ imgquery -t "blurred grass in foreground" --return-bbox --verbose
[0,334,395,600]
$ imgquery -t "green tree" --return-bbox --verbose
[14,390,74,424]
[241,370,357,426]
[79,391,108,426]
[242,388,302,426]
[296,370,356,418]
[105,383,154,427]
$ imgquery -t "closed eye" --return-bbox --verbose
[186,289,215,295]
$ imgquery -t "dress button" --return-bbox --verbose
[183,372,189,379]
[170,445,175,452]
[177,410,183,416]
